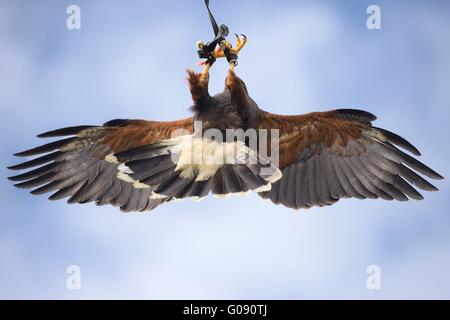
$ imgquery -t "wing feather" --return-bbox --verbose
[256,109,442,209]
[8,118,193,212]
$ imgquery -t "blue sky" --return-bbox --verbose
[1,0,449,299]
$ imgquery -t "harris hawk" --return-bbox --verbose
[7,12,443,213]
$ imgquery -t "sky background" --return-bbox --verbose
[1,0,449,299]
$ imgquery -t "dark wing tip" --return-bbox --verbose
[424,169,443,180]
[103,119,133,127]
[13,137,75,157]
[7,151,61,171]
[14,151,34,157]
[13,150,29,157]
[379,141,444,181]
[374,127,421,156]
[37,125,95,138]
[332,109,377,123]
[433,172,444,180]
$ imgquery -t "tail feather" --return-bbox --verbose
[221,165,249,194]
[114,134,282,202]
[153,171,192,196]
[184,179,213,199]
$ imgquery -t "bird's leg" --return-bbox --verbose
[220,34,249,117]
[201,62,211,81]
[229,61,236,72]
[187,63,211,105]
[189,35,247,105]
[221,34,247,72]
[226,70,250,119]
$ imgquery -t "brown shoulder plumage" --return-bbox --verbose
[256,109,442,209]
[104,118,193,152]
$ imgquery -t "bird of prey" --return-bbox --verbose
[8,16,443,213]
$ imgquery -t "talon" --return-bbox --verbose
[235,33,241,47]
[233,34,247,54]
[195,35,247,68]
[202,63,211,78]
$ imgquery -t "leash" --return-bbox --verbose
[197,0,230,64]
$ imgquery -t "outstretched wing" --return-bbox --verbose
[8,118,194,212]
[9,117,282,212]
[257,109,443,209]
